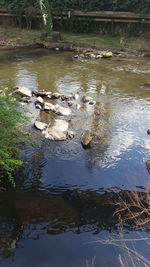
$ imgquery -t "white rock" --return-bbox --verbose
[74,93,79,100]
[34,121,47,131]
[66,130,75,139]
[17,87,32,97]
[95,54,102,59]
[36,96,44,104]
[76,104,81,110]
[90,53,96,59]
[44,131,66,140]
[35,103,42,109]
[43,119,69,141]
[44,102,57,111]
[53,119,69,132]
[55,105,71,116]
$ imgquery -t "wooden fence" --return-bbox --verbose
[0,9,150,24]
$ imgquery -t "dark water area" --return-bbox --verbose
[0,48,150,266]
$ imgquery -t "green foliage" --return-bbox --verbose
[0,92,28,187]
[50,0,150,14]
[0,0,149,33]
[0,0,150,14]
[0,0,39,28]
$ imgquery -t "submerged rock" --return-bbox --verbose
[61,94,73,101]
[51,92,61,99]
[22,97,32,103]
[67,101,73,107]
[142,82,150,88]
[146,160,150,174]
[17,87,32,98]
[34,121,47,131]
[82,96,94,103]
[81,130,92,148]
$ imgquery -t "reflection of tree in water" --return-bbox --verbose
[1,188,149,257]
[84,101,112,169]
[19,148,46,189]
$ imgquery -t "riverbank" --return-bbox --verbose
[0,26,150,57]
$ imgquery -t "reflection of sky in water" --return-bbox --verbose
[56,75,81,94]
[16,63,38,91]
[92,97,150,170]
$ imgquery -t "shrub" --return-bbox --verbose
[0,91,28,187]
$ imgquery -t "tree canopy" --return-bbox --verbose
[0,0,150,14]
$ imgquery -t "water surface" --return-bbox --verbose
[0,48,150,266]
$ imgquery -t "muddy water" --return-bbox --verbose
[0,48,150,266]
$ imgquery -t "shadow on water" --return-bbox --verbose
[0,187,150,266]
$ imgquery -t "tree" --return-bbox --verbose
[39,0,53,35]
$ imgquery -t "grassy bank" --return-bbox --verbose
[0,26,150,51]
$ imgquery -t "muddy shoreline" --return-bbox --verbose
[0,40,150,58]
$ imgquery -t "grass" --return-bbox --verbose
[0,26,150,51]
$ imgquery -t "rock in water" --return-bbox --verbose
[34,91,52,97]
[82,96,94,103]
[76,104,81,110]
[36,96,44,105]
[74,93,79,100]
[146,160,150,174]
[55,106,71,116]
[67,101,73,107]
[35,103,42,109]
[44,102,57,111]
[81,130,92,148]
[17,87,32,97]
[51,92,61,99]
[43,119,69,141]
[61,94,73,101]
[102,52,113,58]
[89,100,96,105]
[66,130,75,139]
[53,119,69,132]
[34,121,47,131]
[44,130,66,140]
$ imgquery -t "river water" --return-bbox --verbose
[0,48,150,267]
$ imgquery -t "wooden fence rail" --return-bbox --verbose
[0,9,150,24]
